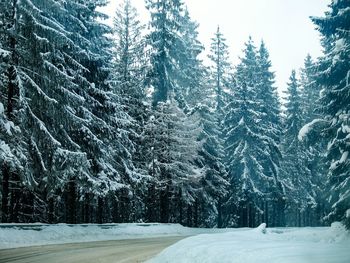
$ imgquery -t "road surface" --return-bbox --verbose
[0,236,185,263]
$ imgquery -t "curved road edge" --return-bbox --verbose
[0,236,187,263]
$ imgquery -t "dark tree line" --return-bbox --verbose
[0,0,349,229]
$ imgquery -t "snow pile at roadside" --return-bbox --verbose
[149,222,350,263]
[0,223,233,249]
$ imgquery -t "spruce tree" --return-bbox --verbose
[194,104,229,227]
[312,0,350,228]
[0,0,135,223]
[175,9,205,111]
[145,0,185,106]
[224,37,278,227]
[143,101,201,224]
[299,54,327,226]
[205,26,233,226]
[111,0,150,221]
[63,0,138,223]
[281,70,313,227]
[208,26,231,114]
[0,0,25,222]
[255,41,284,226]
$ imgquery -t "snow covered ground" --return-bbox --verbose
[1,222,349,263]
[0,223,233,249]
[148,223,350,263]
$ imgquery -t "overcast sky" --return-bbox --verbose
[101,0,330,95]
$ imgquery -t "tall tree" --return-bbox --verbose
[208,26,231,114]
[175,8,205,111]
[299,54,327,226]
[224,38,279,227]
[0,0,135,223]
[143,101,201,224]
[112,0,147,102]
[255,41,284,227]
[0,100,25,222]
[205,27,232,226]
[111,0,150,221]
[145,0,185,106]
[281,70,313,227]
[194,104,229,227]
[61,0,138,223]
[311,0,350,229]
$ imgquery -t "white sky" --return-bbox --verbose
[101,0,330,95]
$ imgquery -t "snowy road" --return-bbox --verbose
[0,236,185,263]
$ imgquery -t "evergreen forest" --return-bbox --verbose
[0,0,349,230]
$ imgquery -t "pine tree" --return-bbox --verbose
[169,9,229,227]
[300,55,320,123]
[0,0,24,223]
[311,0,350,229]
[194,104,229,227]
[112,0,147,102]
[175,9,205,111]
[281,70,313,227]
[255,41,284,226]
[143,101,201,224]
[111,0,150,221]
[224,37,279,227]
[0,0,136,223]
[0,0,79,222]
[208,26,231,114]
[145,0,185,106]
[0,101,25,222]
[204,26,233,226]
[62,0,138,223]
[299,54,327,226]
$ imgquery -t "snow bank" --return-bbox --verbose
[0,223,234,249]
[149,223,350,263]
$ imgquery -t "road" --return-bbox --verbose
[0,236,185,263]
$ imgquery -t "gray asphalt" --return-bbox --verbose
[0,236,185,263]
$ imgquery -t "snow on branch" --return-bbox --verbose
[298,118,328,141]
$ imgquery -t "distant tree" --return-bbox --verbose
[224,38,280,227]
[299,54,327,226]
[281,70,313,227]
[255,41,284,227]
[175,9,205,111]
[208,26,232,115]
[205,27,233,227]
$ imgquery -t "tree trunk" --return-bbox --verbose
[217,198,223,228]
[264,200,269,226]
[97,196,103,224]
[1,164,10,223]
[66,179,76,224]
[186,204,192,227]
[8,173,20,223]
[194,199,198,227]
[247,203,250,227]
[178,189,183,225]
[160,186,169,223]
[48,197,54,223]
